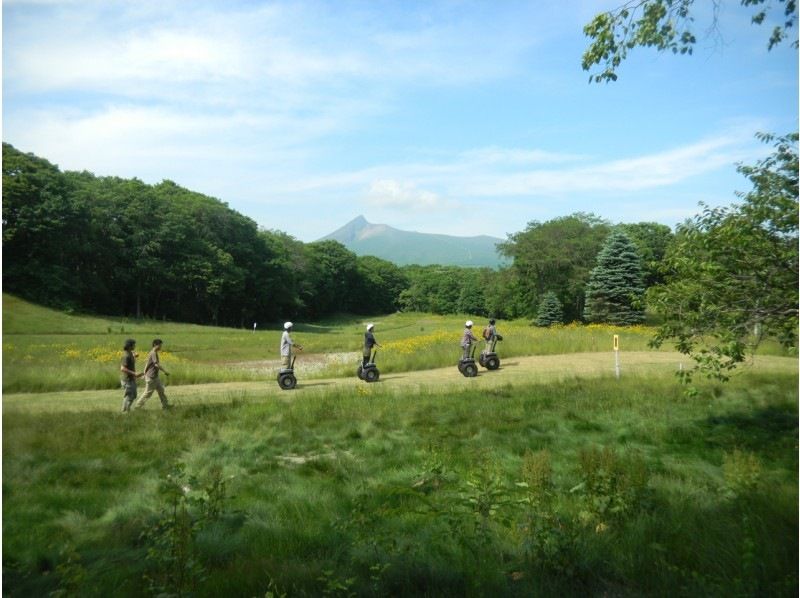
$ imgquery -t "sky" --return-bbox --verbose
[3,0,798,242]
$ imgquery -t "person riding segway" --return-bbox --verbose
[277,321,303,390]
[357,323,381,382]
[479,318,503,370]
[458,320,479,377]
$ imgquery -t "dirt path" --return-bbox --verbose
[4,352,796,414]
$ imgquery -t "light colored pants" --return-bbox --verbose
[134,377,169,409]
[281,353,292,368]
[462,344,473,359]
[121,379,137,412]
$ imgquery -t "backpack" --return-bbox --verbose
[482,326,491,340]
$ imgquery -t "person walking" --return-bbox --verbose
[363,323,380,366]
[120,338,143,413]
[280,322,303,368]
[461,320,478,359]
[134,339,171,410]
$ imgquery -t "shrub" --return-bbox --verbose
[535,292,564,327]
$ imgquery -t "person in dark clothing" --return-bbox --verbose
[363,323,380,366]
[120,338,143,413]
[483,318,499,349]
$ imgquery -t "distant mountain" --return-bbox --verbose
[318,215,507,267]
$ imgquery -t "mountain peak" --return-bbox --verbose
[318,217,506,268]
[323,215,371,242]
[350,214,368,227]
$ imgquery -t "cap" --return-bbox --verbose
[366,323,374,331]
[284,321,293,330]
[465,320,473,327]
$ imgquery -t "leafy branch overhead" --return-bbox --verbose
[648,133,799,381]
[582,0,798,83]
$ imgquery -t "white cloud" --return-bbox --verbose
[459,146,587,166]
[4,1,536,100]
[364,179,449,211]
[272,130,761,204]
[447,132,762,198]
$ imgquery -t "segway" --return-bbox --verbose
[357,350,380,383]
[457,344,479,378]
[478,334,503,370]
[277,355,297,390]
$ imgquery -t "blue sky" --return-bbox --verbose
[3,0,797,241]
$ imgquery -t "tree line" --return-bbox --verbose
[1,143,672,327]
[2,143,407,325]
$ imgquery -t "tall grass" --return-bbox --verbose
[3,369,797,596]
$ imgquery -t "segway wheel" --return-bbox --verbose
[364,368,379,383]
[457,362,464,373]
[478,354,486,367]
[278,373,297,390]
[486,356,500,370]
[356,365,364,380]
[463,363,478,377]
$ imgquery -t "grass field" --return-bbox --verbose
[2,294,798,596]
[2,294,792,394]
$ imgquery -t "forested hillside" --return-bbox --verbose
[2,143,676,325]
[1,144,407,325]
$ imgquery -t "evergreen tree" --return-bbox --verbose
[583,231,645,325]
[535,291,564,327]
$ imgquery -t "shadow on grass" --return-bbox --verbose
[702,405,798,460]
[667,403,798,465]
[295,381,335,389]
[376,373,425,381]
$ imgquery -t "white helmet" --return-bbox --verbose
[465,320,473,327]
[366,323,374,331]
[284,321,293,330]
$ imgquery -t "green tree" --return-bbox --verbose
[398,265,490,315]
[2,144,89,309]
[259,230,311,319]
[535,291,564,327]
[649,133,798,380]
[498,213,612,321]
[455,274,487,316]
[582,0,798,83]
[616,222,674,287]
[482,267,522,320]
[303,241,360,318]
[398,265,455,313]
[583,231,646,325]
[353,255,409,314]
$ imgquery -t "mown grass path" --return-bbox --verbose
[5,351,796,414]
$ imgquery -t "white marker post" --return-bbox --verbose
[253,322,257,334]
[613,334,620,379]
